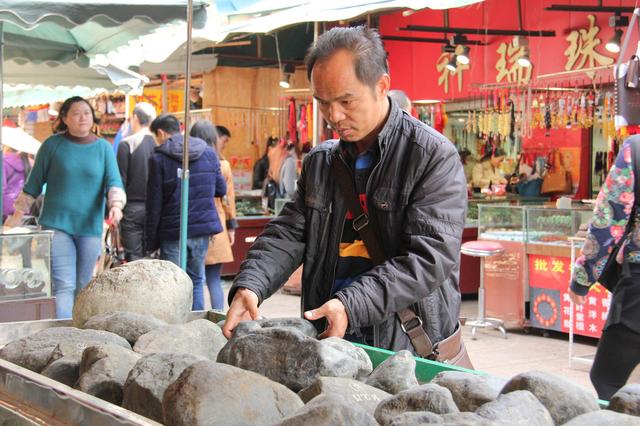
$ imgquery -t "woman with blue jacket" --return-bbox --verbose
[5,96,125,319]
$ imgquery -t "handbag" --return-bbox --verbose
[541,149,572,195]
[616,12,640,126]
[597,136,640,292]
[331,148,473,369]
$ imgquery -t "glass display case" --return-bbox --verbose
[235,190,268,217]
[525,207,592,246]
[0,229,52,302]
[477,205,527,242]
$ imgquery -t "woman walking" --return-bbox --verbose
[5,96,125,318]
[190,120,237,310]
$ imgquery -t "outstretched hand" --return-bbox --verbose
[304,298,349,339]
[222,288,261,339]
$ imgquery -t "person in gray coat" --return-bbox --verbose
[223,27,467,361]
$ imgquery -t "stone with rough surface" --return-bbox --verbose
[321,337,373,379]
[76,344,141,405]
[374,383,459,426]
[82,311,167,345]
[0,327,130,372]
[476,390,553,426]
[563,410,640,425]
[233,317,318,339]
[609,384,640,416]
[134,319,226,360]
[72,259,192,327]
[123,352,207,423]
[163,360,303,426]
[274,394,378,426]
[432,371,504,411]
[365,350,418,394]
[40,356,81,387]
[500,370,599,425]
[298,377,391,415]
[217,327,360,391]
[388,411,496,425]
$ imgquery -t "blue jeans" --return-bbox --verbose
[205,263,224,310]
[160,236,210,310]
[50,230,103,319]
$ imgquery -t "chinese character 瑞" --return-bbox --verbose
[564,15,614,78]
[534,259,549,272]
[495,40,532,85]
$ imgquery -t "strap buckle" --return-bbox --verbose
[400,315,423,334]
[352,213,369,232]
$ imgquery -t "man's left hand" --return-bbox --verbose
[304,298,349,339]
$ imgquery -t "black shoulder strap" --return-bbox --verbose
[632,136,640,204]
[331,150,438,359]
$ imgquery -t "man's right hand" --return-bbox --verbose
[222,288,261,339]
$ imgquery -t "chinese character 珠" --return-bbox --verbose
[564,14,614,78]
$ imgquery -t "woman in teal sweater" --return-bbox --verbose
[5,96,125,318]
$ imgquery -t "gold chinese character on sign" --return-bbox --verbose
[564,14,614,79]
[495,40,532,85]
[551,260,565,274]
[436,46,469,94]
[534,258,549,272]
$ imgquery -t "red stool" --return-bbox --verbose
[460,240,507,339]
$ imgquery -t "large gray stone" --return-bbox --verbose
[82,311,167,345]
[298,377,391,415]
[123,353,207,423]
[321,337,373,379]
[501,370,599,425]
[432,371,504,411]
[475,390,553,426]
[274,394,378,426]
[162,360,303,426]
[0,327,130,372]
[76,344,142,405]
[133,319,226,360]
[563,410,640,425]
[374,383,459,426]
[72,259,192,328]
[609,384,640,416]
[365,350,418,394]
[40,356,81,387]
[233,317,318,339]
[217,327,361,391]
[388,411,495,425]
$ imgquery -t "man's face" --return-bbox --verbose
[311,49,390,143]
[218,135,229,152]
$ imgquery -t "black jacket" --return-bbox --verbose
[229,100,467,353]
[117,131,156,202]
[145,134,226,251]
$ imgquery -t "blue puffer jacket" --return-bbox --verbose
[145,134,226,252]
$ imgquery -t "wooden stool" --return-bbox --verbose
[460,240,507,339]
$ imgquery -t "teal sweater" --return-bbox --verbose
[23,133,123,237]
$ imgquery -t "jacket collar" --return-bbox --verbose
[377,95,402,150]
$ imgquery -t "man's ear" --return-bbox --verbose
[376,73,391,100]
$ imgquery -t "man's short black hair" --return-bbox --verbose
[305,26,388,90]
[150,114,181,135]
[216,125,231,138]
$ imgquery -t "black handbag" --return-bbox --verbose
[598,136,640,292]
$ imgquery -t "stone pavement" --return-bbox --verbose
[212,282,639,396]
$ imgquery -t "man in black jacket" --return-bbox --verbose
[116,102,157,261]
[223,27,468,361]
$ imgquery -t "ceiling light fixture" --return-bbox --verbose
[279,63,296,89]
[513,35,532,68]
[452,34,470,65]
[446,55,458,72]
[606,28,623,53]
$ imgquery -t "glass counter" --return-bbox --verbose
[467,196,549,226]
[235,189,268,217]
[477,204,527,242]
[0,229,53,301]
[525,207,592,246]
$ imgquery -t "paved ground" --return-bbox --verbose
[210,282,639,396]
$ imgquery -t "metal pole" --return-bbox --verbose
[161,73,168,113]
[312,22,320,147]
[0,23,4,220]
[178,0,194,270]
